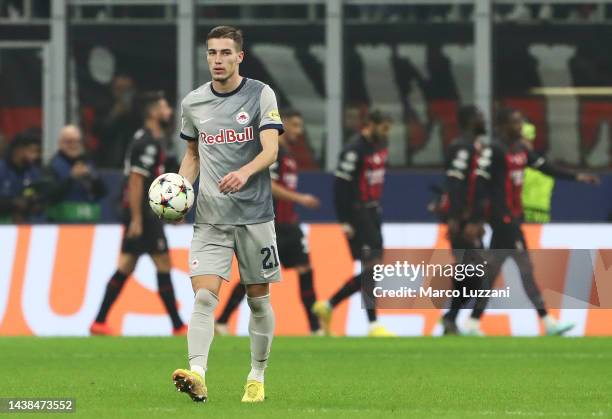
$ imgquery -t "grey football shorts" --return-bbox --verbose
[189,220,281,284]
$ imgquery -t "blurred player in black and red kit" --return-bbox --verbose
[214,109,322,335]
[439,105,488,335]
[90,91,186,336]
[312,110,395,337]
[463,107,599,336]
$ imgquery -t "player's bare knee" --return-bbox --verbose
[117,253,137,275]
[191,274,223,296]
[246,283,269,298]
[152,252,172,272]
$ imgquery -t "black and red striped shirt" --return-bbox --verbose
[334,135,388,223]
[474,140,576,222]
[444,137,480,221]
[121,128,165,210]
[270,145,299,224]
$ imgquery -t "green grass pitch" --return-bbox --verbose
[1,336,610,418]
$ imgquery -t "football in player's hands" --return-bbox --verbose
[149,173,195,221]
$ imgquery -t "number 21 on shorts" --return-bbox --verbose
[261,245,279,270]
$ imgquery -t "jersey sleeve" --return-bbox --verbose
[445,144,470,219]
[259,85,284,134]
[334,145,362,223]
[269,160,280,181]
[179,99,198,142]
[527,149,576,181]
[130,140,159,177]
[471,144,503,221]
[334,147,361,182]
[474,144,504,182]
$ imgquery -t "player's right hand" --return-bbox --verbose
[463,222,484,244]
[219,168,250,194]
[299,193,320,209]
[127,218,143,238]
[577,173,600,185]
[341,223,355,239]
[447,219,460,236]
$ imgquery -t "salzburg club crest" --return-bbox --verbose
[235,110,250,125]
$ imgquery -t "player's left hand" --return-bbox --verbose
[463,222,484,244]
[298,193,320,209]
[127,218,143,238]
[576,173,600,185]
[219,169,250,194]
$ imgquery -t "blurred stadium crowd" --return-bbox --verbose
[2,0,612,224]
[0,124,107,223]
[3,1,612,22]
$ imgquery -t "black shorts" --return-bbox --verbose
[482,219,534,285]
[347,206,383,261]
[276,222,309,268]
[121,210,168,256]
[448,224,485,275]
[449,221,485,256]
[490,219,526,250]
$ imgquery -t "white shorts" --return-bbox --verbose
[189,221,281,284]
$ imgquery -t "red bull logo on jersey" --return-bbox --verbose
[200,126,254,145]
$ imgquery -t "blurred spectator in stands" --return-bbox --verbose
[0,128,44,223]
[92,74,140,168]
[46,125,107,223]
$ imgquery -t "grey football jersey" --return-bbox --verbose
[180,78,284,225]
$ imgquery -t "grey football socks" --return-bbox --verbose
[246,294,275,382]
[188,288,219,378]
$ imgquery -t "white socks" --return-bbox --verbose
[191,365,206,380]
[188,289,219,379]
[247,367,265,383]
[246,294,275,383]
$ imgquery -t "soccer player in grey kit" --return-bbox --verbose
[171,26,283,403]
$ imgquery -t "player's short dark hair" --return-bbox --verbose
[207,26,244,51]
[496,107,519,127]
[281,108,302,120]
[140,90,166,119]
[457,104,480,130]
[366,109,392,125]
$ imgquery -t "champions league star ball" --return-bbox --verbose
[148,173,195,221]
